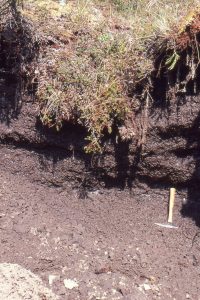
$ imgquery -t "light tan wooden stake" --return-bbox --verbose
[168,188,176,223]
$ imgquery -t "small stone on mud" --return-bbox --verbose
[49,275,59,285]
[144,284,151,291]
[30,227,38,235]
[64,278,79,289]
[140,283,151,291]
[108,248,115,260]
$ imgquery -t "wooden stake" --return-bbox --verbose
[168,188,176,223]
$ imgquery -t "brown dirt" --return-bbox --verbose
[0,169,200,300]
[1,22,200,299]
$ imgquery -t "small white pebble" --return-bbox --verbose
[49,275,58,286]
[64,279,78,290]
[143,283,151,291]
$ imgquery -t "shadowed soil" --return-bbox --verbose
[0,170,200,300]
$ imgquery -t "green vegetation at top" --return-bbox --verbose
[2,0,200,153]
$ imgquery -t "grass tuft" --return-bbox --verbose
[13,0,200,152]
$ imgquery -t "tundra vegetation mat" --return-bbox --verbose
[1,0,200,154]
[0,171,200,299]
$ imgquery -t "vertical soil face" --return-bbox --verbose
[1,12,200,299]
[0,7,200,192]
[138,94,200,186]
[0,93,200,190]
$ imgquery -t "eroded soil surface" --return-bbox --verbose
[0,171,200,300]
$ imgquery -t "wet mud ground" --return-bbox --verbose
[0,170,200,300]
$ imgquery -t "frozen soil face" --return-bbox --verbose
[0,171,200,300]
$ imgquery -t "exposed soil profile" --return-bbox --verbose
[0,170,200,300]
[1,1,200,299]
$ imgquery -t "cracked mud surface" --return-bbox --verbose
[0,171,200,300]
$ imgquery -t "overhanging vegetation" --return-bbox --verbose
[0,0,200,152]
